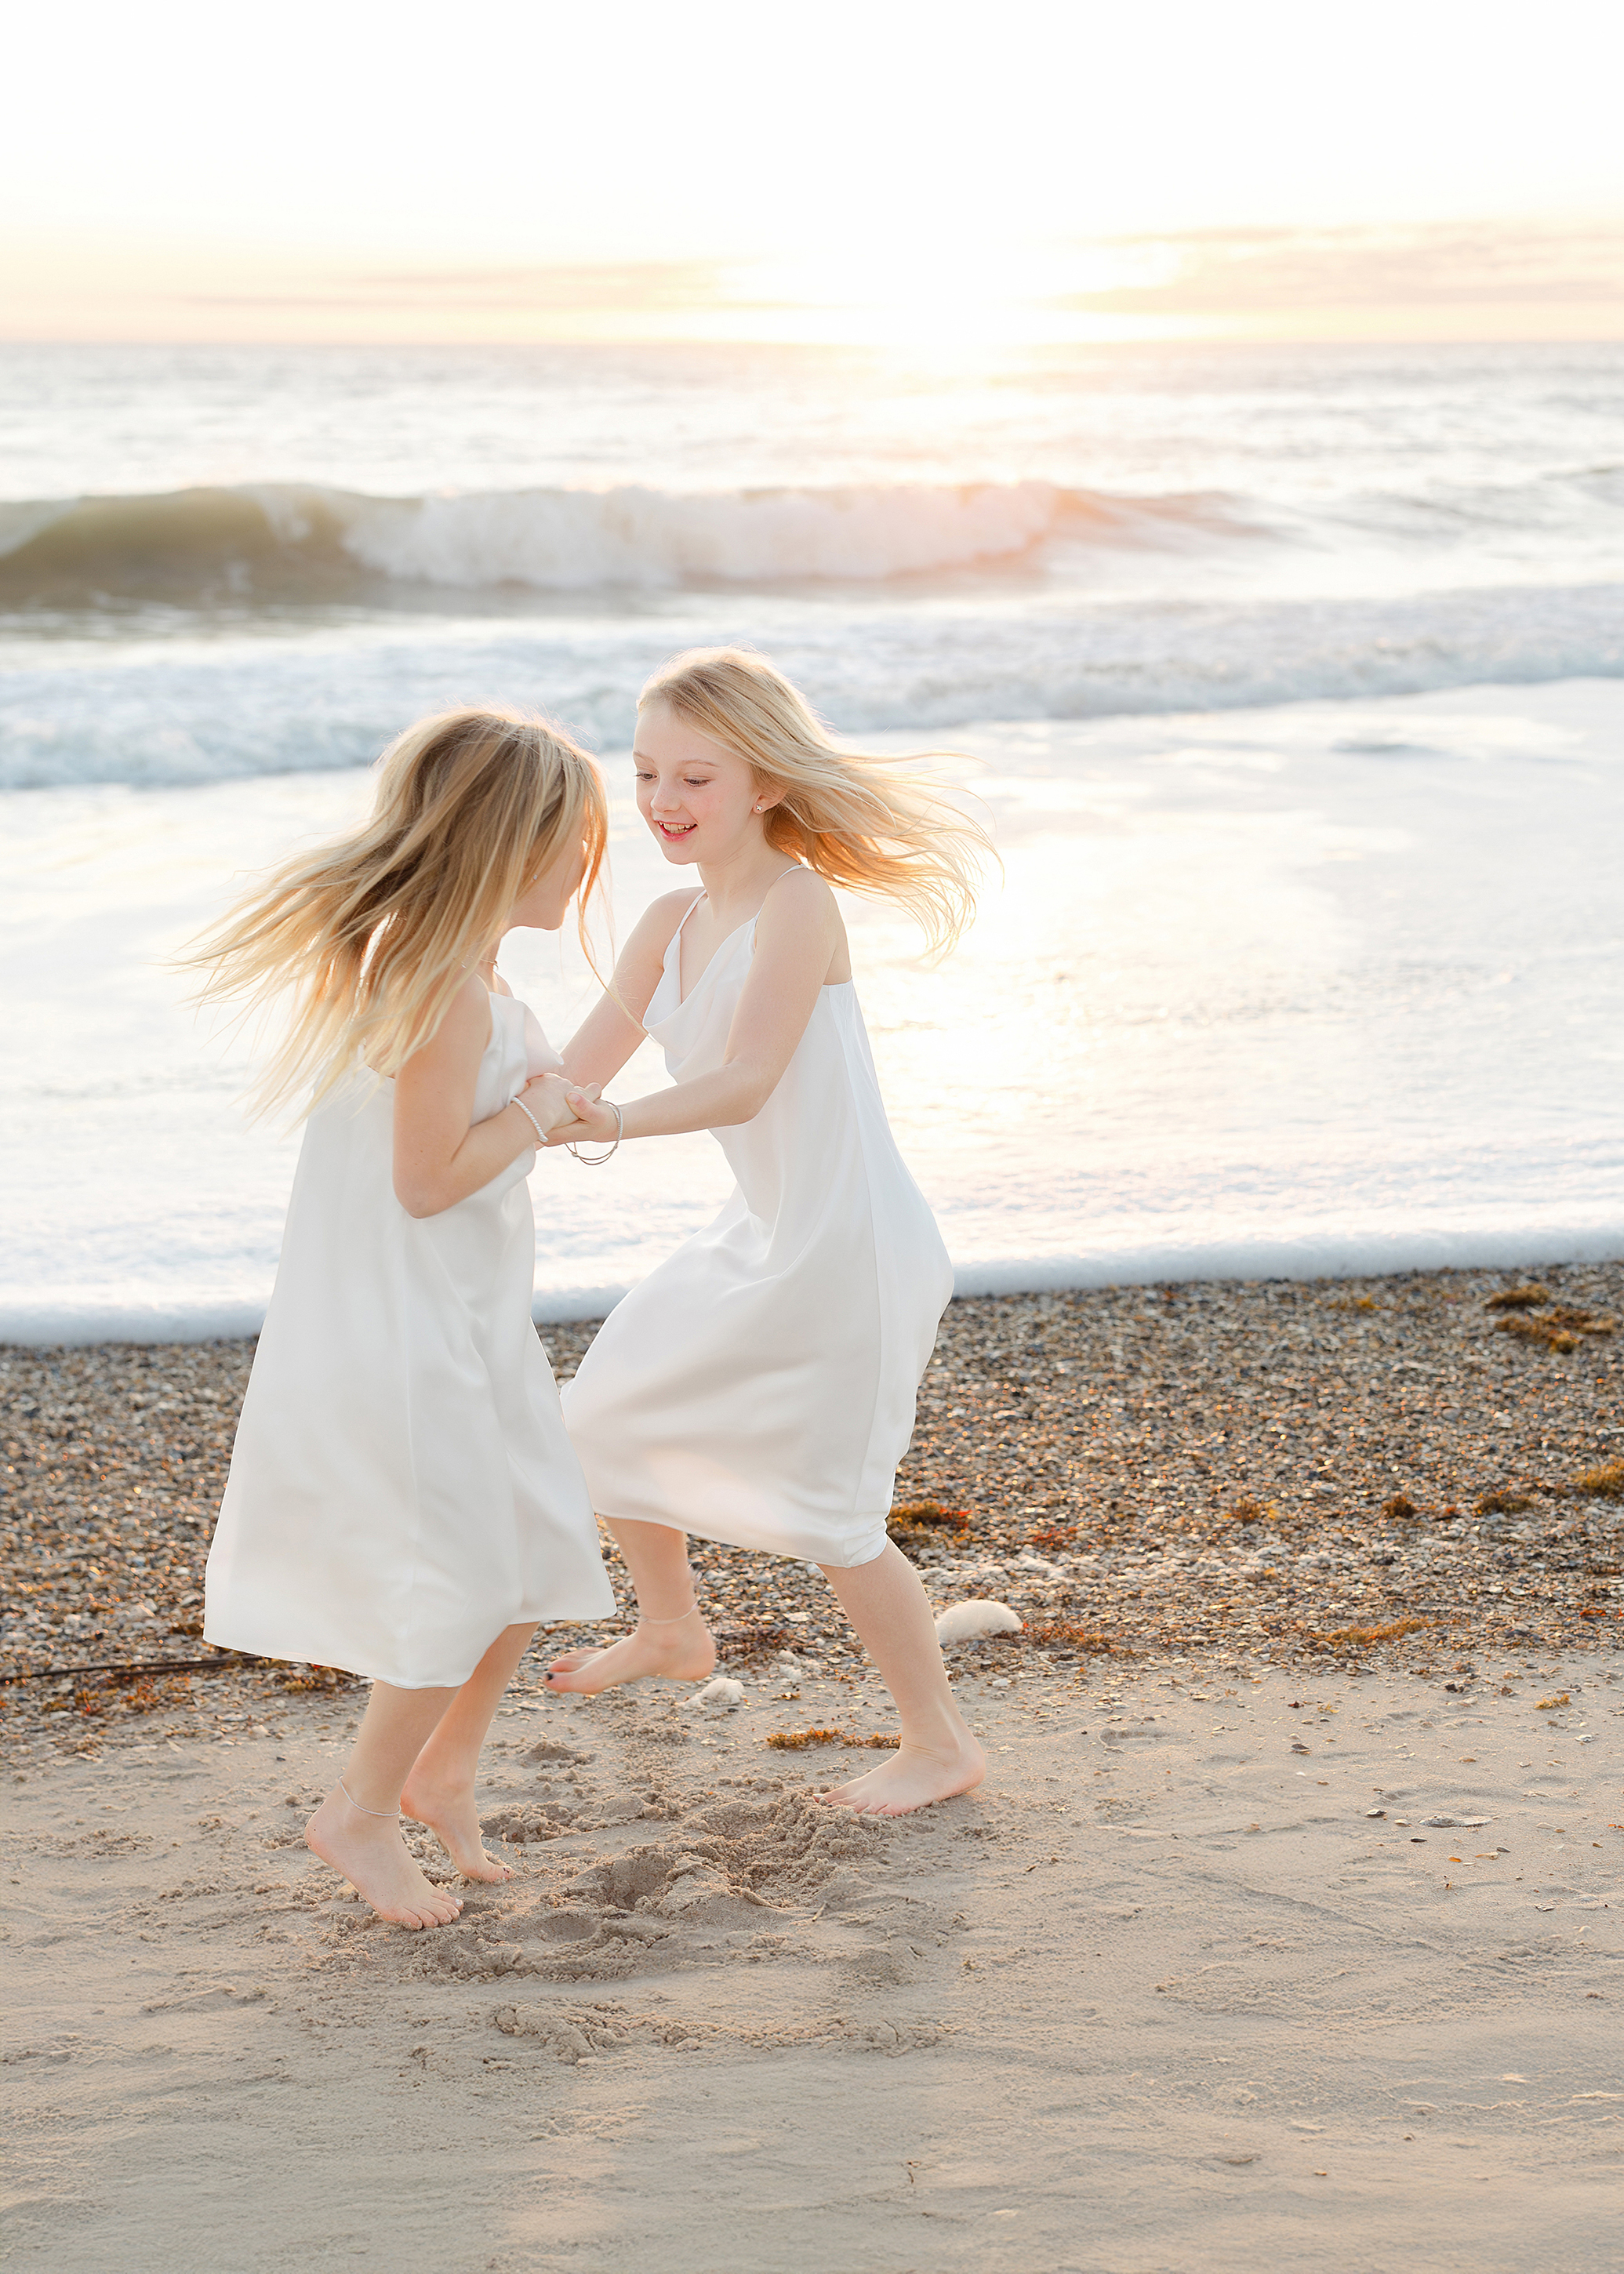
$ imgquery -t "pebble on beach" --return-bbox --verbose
[936,1600,1023,1642]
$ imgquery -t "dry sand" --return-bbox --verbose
[5,1655,1624,2272]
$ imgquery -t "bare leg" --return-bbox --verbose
[401,1622,538,1881]
[305,1680,464,1928]
[544,1518,716,1694]
[816,1542,986,1816]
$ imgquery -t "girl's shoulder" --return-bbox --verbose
[392,969,492,1084]
[750,866,847,985]
[756,864,839,932]
[427,970,496,1055]
[450,968,497,1018]
[634,887,708,950]
[609,888,706,1001]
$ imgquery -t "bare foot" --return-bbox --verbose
[399,1771,512,1883]
[305,1789,464,1928]
[543,1611,716,1695]
[818,1733,987,1818]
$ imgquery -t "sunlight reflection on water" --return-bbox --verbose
[2,681,1619,1340]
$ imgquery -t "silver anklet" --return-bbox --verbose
[638,1605,702,1626]
[337,1776,401,1820]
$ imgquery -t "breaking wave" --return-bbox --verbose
[0,478,1246,607]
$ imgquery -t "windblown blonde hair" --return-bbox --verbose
[183,707,607,1116]
[640,648,994,954]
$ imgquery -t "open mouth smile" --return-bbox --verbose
[655,820,696,839]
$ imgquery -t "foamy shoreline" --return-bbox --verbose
[9,1226,1624,1346]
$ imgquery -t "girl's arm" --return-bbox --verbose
[393,975,578,1218]
[550,870,841,1145]
[558,889,696,1089]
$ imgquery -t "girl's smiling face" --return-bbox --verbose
[634,699,776,864]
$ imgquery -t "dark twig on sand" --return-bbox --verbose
[0,1653,256,1684]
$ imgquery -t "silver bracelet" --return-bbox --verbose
[511,1095,549,1148]
[568,1099,623,1167]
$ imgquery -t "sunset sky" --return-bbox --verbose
[5,0,1622,343]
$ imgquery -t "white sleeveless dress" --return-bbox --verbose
[205,992,615,1689]
[561,896,954,1569]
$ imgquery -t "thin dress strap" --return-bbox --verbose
[747,865,807,936]
[758,864,804,909]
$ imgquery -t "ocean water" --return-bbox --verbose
[2,341,1621,1340]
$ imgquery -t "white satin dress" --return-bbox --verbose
[205,991,615,1688]
[561,894,954,1569]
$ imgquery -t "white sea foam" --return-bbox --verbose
[946,1227,1624,1302]
[340,479,1072,589]
[3,579,1622,791]
[14,1228,1624,1346]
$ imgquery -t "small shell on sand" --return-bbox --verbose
[936,1599,1023,1643]
[696,1676,746,1707]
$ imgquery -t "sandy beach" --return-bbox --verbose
[5,1261,1623,2269]
[5,1656,1622,2272]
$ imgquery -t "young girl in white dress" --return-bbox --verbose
[192,708,616,1927]
[544,648,994,1816]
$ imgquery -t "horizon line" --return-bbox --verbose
[3,325,1622,350]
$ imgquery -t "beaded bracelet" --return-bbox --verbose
[511,1095,549,1147]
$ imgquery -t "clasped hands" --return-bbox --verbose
[518,1072,619,1148]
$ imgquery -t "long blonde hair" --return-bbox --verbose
[184,707,607,1116]
[640,648,994,954]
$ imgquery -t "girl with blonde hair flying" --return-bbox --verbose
[191,708,616,1927]
[547,647,993,1814]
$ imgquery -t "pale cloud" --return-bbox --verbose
[1066,222,1624,313]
